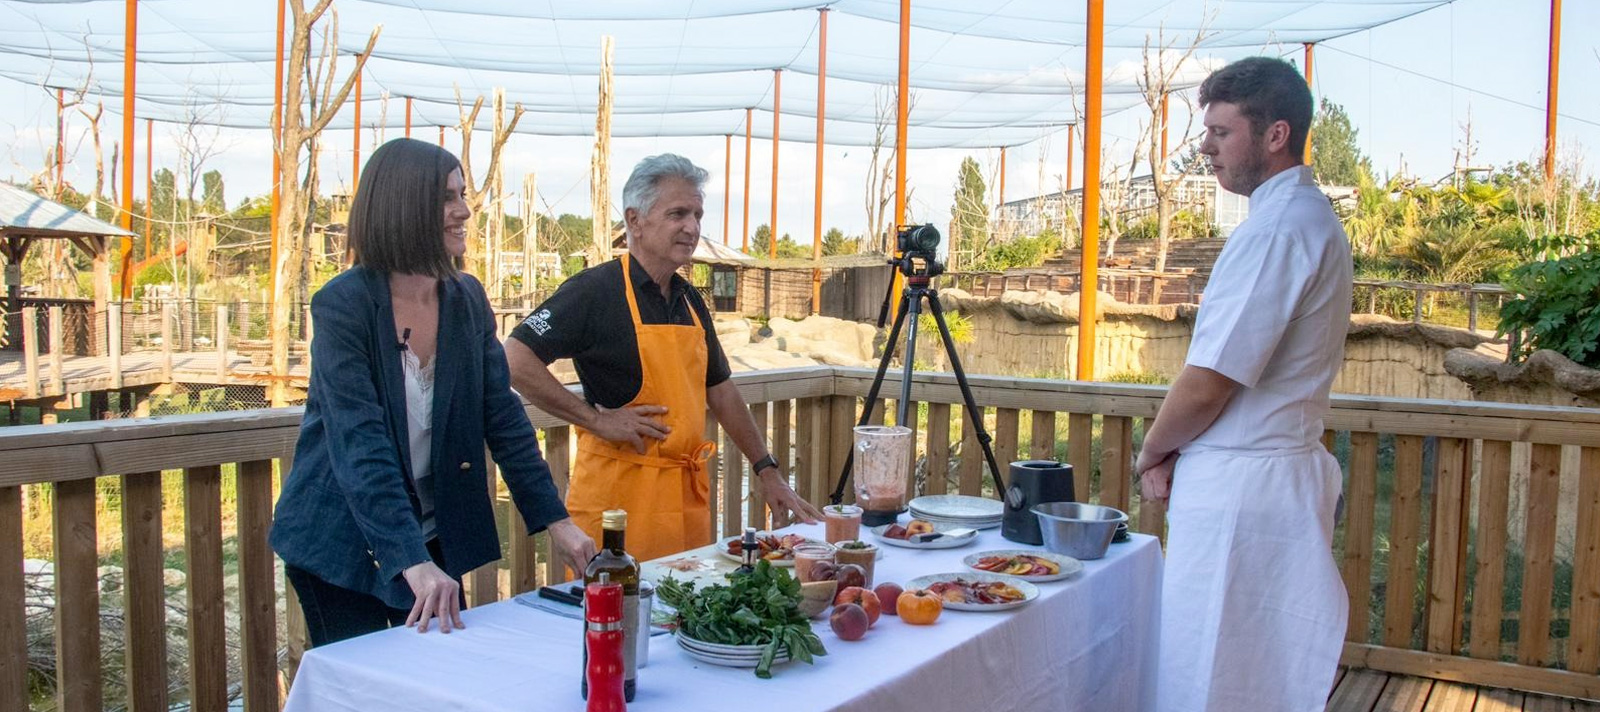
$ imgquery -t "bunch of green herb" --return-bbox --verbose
[656,560,827,678]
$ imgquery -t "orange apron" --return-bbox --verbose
[566,255,716,562]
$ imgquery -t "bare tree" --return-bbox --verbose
[454,86,525,286]
[170,95,233,298]
[270,0,380,406]
[1137,26,1211,276]
[864,86,898,253]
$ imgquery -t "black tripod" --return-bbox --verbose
[829,234,1006,511]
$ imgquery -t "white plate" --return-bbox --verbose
[908,515,1002,530]
[675,634,790,668]
[908,494,1004,520]
[715,533,822,568]
[905,572,1039,612]
[869,523,978,550]
[961,549,1083,582]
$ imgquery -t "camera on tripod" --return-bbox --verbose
[892,223,944,280]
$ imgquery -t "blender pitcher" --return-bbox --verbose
[853,425,912,526]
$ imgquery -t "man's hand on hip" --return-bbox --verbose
[590,404,672,454]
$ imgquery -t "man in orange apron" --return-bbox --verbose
[504,154,821,563]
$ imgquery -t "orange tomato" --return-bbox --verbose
[898,588,944,625]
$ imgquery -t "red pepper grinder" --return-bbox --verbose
[585,573,627,712]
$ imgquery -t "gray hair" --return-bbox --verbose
[622,153,709,218]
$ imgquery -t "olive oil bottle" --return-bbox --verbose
[582,510,638,702]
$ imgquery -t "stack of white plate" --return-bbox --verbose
[908,494,1004,529]
[675,632,791,669]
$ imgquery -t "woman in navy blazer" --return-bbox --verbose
[270,138,595,646]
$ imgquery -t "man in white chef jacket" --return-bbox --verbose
[1137,56,1353,712]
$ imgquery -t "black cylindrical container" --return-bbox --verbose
[1001,460,1076,545]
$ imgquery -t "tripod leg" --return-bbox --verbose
[829,290,912,505]
[926,291,1008,495]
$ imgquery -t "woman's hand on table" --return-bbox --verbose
[758,468,824,524]
[547,517,598,578]
[402,561,463,633]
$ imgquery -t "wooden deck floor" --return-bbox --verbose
[1328,668,1600,712]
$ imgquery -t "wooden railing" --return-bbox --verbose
[1,366,1596,711]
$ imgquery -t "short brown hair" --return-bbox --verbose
[348,138,462,278]
[1198,57,1314,159]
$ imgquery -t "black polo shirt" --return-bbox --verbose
[508,255,732,409]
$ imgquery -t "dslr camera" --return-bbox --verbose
[892,224,944,280]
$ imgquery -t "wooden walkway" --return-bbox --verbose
[0,349,309,400]
[1329,669,1600,712]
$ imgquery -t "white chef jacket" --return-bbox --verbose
[1157,165,1353,712]
[1184,164,1352,452]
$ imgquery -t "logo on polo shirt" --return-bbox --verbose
[523,309,553,335]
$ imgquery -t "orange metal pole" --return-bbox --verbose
[55,88,65,197]
[1066,124,1075,192]
[1303,42,1314,165]
[144,118,152,261]
[119,0,138,299]
[742,108,753,252]
[723,134,732,245]
[811,7,829,313]
[438,126,445,147]
[1544,0,1562,183]
[270,0,285,294]
[890,0,910,305]
[352,57,363,190]
[769,68,782,259]
[405,96,413,138]
[1076,0,1104,381]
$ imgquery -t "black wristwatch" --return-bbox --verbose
[751,454,779,475]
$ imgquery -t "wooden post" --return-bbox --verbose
[1413,288,1424,323]
[590,36,614,266]
[0,486,26,710]
[1303,42,1315,165]
[270,0,285,297]
[121,471,167,712]
[22,307,39,399]
[522,172,537,300]
[1077,0,1105,381]
[352,57,363,190]
[48,305,64,395]
[812,8,829,314]
[723,134,733,245]
[109,303,123,389]
[118,0,139,299]
[1544,0,1562,184]
[160,302,173,382]
[769,68,782,259]
[216,305,228,381]
[743,108,753,252]
[54,479,102,712]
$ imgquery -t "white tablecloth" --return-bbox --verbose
[283,523,1161,712]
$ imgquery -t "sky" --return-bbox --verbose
[1,0,1596,251]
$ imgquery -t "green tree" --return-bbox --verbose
[1310,98,1369,186]
[752,224,773,255]
[773,234,809,259]
[821,227,859,256]
[1498,232,1600,367]
[201,170,225,214]
[950,157,989,257]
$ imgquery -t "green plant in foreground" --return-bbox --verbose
[1497,232,1600,368]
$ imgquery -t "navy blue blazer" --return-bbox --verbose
[270,266,569,608]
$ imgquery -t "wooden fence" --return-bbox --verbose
[1,366,1597,711]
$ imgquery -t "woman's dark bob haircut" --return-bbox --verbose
[348,138,462,278]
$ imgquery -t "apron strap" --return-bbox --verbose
[578,436,718,479]
[621,252,703,330]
